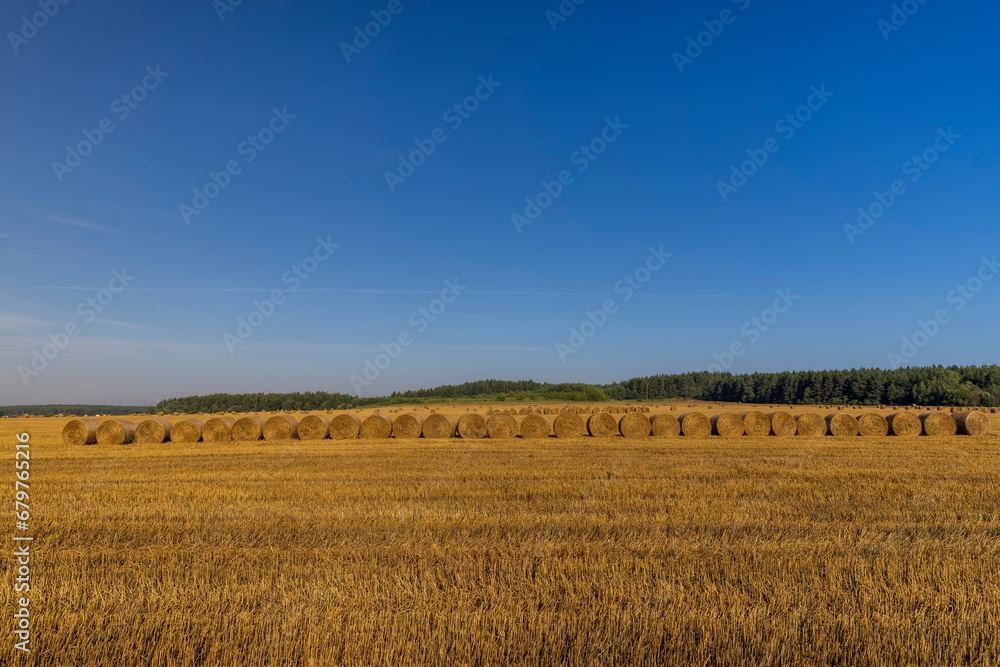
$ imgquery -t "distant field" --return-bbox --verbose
[3,406,999,666]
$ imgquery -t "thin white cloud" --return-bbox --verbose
[94,318,169,333]
[0,311,55,332]
[42,213,124,234]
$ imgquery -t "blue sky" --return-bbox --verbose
[1,0,998,405]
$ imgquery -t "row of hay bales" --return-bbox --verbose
[62,409,991,445]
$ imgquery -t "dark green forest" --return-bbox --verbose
[0,404,148,417]
[146,365,1000,414]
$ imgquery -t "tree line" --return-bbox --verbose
[147,365,1000,414]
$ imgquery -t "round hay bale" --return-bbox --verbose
[97,419,136,445]
[359,414,392,439]
[298,414,331,440]
[535,408,544,415]
[553,412,586,438]
[424,413,456,439]
[203,416,236,443]
[392,413,423,438]
[857,413,889,437]
[520,414,550,438]
[669,406,677,412]
[711,413,745,438]
[954,411,990,436]
[679,412,711,437]
[329,413,361,439]
[739,411,770,437]
[63,418,100,446]
[587,412,618,437]
[591,407,600,414]
[641,406,651,413]
[519,407,531,416]
[487,413,518,439]
[135,416,173,444]
[887,412,921,437]
[920,412,957,437]
[794,414,826,437]
[172,419,205,443]
[649,413,680,437]
[457,413,487,439]
[826,413,859,437]
[767,412,796,437]
[619,412,651,438]
[601,406,612,413]
[263,415,298,441]
[232,415,266,441]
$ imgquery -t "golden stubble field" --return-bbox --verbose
[2,406,1000,666]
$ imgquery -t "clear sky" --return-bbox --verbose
[1,0,998,405]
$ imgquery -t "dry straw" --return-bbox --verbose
[424,413,457,439]
[391,413,424,438]
[887,412,921,436]
[649,413,681,437]
[232,415,266,441]
[826,413,860,437]
[97,419,136,445]
[767,412,796,437]
[739,411,771,437]
[587,412,618,437]
[553,412,586,438]
[679,412,711,437]
[457,413,487,439]
[857,413,889,437]
[711,413,745,438]
[172,419,205,443]
[519,414,550,439]
[135,417,172,444]
[794,413,827,437]
[955,411,990,436]
[203,416,237,443]
[359,414,392,439]
[619,412,651,438]
[63,418,101,446]
[297,415,331,440]
[263,415,298,441]
[486,413,518,439]
[920,412,957,436]
[329,413,362,439]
